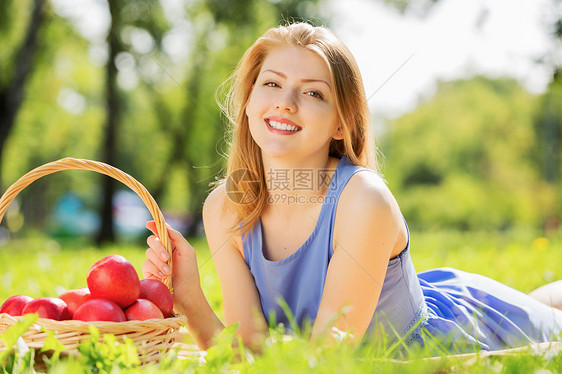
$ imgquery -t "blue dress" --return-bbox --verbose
[243,156,562,352]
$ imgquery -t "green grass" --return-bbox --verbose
[411,229,562,293]
[1,229,561,373]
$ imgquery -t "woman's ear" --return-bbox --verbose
[333,125,344,140]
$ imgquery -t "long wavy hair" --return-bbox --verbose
[219,22,376,235]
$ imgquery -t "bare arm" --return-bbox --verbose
[311,172,405,344]
[204,184,269,348]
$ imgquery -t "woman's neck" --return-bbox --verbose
[262,152,331,171]
[261,153,340,214]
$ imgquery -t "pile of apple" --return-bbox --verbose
[0,254,173,322]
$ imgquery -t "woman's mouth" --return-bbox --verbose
[265,118,302,134]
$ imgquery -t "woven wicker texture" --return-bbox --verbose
[0,158,187,363]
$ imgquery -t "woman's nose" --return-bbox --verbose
[275,90,297,113]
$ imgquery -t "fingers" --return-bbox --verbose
[146,220,174,256]
[144,221,196,286]
[146,220,157,236]
[147,234,169,259]
[141,260,164,281]
[164,224,186,242]
[146,220,194,255]
[147,236,171,268]
[144,235,172,278]
[146,220,185,242]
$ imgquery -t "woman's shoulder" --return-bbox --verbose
[204,183,237,216]
[202,183,243,248]
[203,183,228,212]
[336,168,403,232]
[339,169,395,212]
[335,168,407,256]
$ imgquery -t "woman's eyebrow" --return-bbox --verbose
[262,69,331,89]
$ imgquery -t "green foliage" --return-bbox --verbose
[534,75,562,213]
[411,229,562,294]
[382,76,549,230]
[201,323,240,372]
[76,326,140,373]
[0,313,38,372]
[0,0,330,241]
[0,0,33,84]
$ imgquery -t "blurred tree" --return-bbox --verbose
[381,0,562,230]
[532,0,562,229]
[535,79,561,184]
[534,72,562,229]
[1,4,106,234]
[0,0,47,190]
[96,0,169,244]
[0,0,327,241]
[382,77,543,230]
[96,0,122,244]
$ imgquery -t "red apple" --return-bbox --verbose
[87,254,140,308]
[124,299,164,321]
[139,279,174,317]
[73,299,126,322]
[22,297,71,321]
[0,295,33,316]
[59,288,92,318]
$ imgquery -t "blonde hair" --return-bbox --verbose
[220,22,376,235]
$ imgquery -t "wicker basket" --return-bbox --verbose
[0,157,187,364]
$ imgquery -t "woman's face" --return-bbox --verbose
[245,46,341,163]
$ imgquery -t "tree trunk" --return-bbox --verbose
[0,0,46,191]
[96,0,122,245]
[150,32,211,237]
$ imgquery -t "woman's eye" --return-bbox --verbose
[264,82,279,88]
[306,91,324,100]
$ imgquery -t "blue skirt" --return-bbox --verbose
[418,268,562,352]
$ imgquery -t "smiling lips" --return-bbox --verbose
[265,117,302,135]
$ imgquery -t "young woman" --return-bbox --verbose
[143,22,562,353]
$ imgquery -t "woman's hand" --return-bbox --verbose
[143,220,226,350]
[142,221,202,313]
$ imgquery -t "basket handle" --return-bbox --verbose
[0,157,174,292]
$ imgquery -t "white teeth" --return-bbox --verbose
[269,120,299,132]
